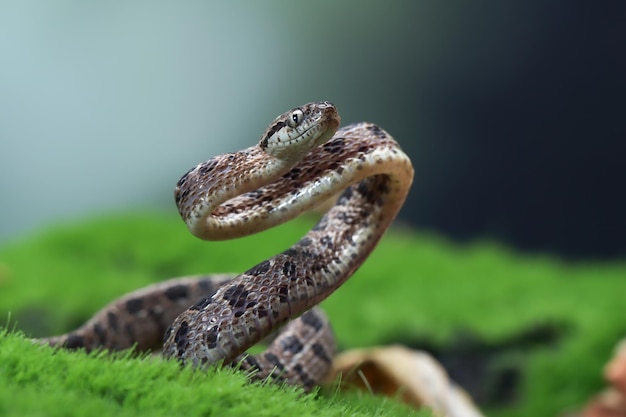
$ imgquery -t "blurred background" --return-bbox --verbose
[1,1,624,259]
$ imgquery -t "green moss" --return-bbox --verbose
[0,329,424,417]
[1,211,625,416]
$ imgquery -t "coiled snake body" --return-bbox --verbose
[40,102,414,391]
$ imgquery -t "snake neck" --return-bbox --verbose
[175,146,297,240]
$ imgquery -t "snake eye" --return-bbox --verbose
[287,109,304,128]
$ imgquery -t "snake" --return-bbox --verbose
[38,101,414,391]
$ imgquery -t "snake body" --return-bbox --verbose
[40,101,414,390]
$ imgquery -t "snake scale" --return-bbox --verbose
[39,101,414,391]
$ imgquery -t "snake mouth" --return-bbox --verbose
[298,118,338,148]
[297,103,341,149]
[312,104,341,146]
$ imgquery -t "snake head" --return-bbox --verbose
[259,101,340,162]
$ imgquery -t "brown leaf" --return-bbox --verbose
[324,345,485,417]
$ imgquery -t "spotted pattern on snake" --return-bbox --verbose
[38,101,414,392]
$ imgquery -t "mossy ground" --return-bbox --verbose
[1,211,624,416]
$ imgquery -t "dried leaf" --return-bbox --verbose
[324,345,484,417]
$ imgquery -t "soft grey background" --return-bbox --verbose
[0,1,447,239]
[1,2,624,258]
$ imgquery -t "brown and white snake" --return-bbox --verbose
[39,101,414,391]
